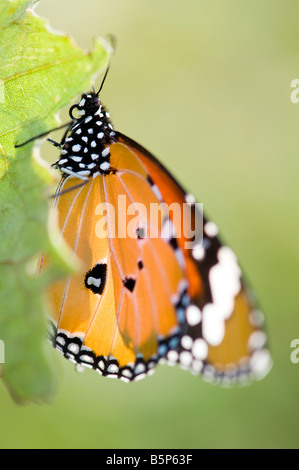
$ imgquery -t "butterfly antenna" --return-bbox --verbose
[96,35,116,96]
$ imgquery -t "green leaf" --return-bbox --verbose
[0,0,109,403]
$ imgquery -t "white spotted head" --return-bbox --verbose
[69,92,102,119]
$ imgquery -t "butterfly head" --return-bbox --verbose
[69,92,102,120]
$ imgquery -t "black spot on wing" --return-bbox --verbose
[123,277,136,292]
[169,237,178,250]
[138,260,144,270]
[136,227,145,239]
[84,263,107,295]
[147,175,154,186]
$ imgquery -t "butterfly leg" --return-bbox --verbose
[47,138,61,148]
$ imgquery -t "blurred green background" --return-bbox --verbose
[1,0,299,449]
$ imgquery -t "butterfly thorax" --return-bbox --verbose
[53,92,117,178]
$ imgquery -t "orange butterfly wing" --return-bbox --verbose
[47,142,188,381]
[116,133,272,384]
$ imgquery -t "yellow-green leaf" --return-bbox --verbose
[0,0,109,403]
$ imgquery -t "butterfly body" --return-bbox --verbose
[54,93,116,178]
[45,90,271,384]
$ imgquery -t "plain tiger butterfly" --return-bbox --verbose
[19,61,272,385]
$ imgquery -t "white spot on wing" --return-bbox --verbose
[87,276,101,288]
[107,363,119,374]
[185,193,196,204]
[248,331,267,351]
[67,343,80,355]
[186,305,202,326]
[122,369,133,379]
[167,350,179,363]
[210,247,241,319]
[202,305,225,346]
[181,335,193,350]
[250,349,272,380]
[192,243,205,260]
[204,221,219,237]
[249,309,265,327]
[192,338,208,360]
[192,360,203,373]
[202,246,241,346]
[179,351,193,368]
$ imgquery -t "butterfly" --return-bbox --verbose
[21,66,272,385]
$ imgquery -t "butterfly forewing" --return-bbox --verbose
[48,143,188,381]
